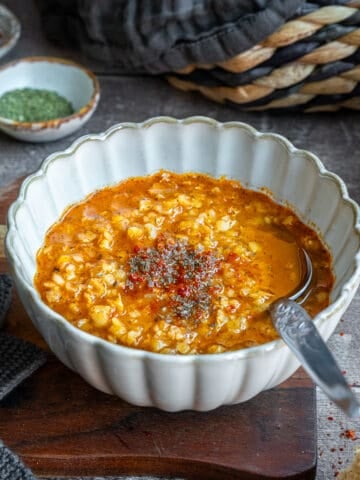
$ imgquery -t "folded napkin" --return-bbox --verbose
[0,274,12,328]
[0,274,47,480]
[0,274,47,401]
[36,0,303,74]
[0,331,47,401]
[0,440,36,480]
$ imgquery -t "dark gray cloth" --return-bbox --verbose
[0,332,47,401]
[36,0,304,73]
[0,274,47,480]
[0,275,12,328]
[0,441,36,480]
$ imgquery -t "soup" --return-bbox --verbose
[35,170,334,354]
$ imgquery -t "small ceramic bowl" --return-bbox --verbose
[5,117,360,411]
[0,4,20,59]
[0,56,100,142]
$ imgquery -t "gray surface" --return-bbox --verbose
[0,1,360,479]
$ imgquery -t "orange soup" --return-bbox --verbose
[35,171,334,354]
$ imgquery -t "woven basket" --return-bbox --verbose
[167,1,360,112]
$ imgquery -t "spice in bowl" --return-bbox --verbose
[0,88,74,122]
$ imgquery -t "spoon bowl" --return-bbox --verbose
[288,248,313,302]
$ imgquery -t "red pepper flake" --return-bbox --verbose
[330,448,336,452]
[339,331,345,336]
[342,370,347,375]
[227,252,239,263]
[345,429,357,440]
[177,284,191,298]
[328,416,334,421]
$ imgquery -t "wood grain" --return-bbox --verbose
[0,355,316,480]
[1,2,359,478]
[0,179,317,479]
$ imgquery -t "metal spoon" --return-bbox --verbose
[269,249,360,419]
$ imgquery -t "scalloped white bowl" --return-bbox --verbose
[5,117,360,411]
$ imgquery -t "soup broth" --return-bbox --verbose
[35,170,334,354]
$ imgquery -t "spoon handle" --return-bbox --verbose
[270,298,360,419]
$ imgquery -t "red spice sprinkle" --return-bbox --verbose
[339,331,345,336]
[126,236,221,322]
[342,370,347,375]
[330,448,336,452]
[328,416,334,421]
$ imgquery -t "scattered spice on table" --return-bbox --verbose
[0,88,74,122]
[323,414,360,478]
[337,446,360,479]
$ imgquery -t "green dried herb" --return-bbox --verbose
[0,88,74,122]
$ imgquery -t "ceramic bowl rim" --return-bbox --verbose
[0,4,21,59]
[6,116,360,362]
[0,56,100,130]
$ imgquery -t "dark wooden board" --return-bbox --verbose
[0,179,317,479]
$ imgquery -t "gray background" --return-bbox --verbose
[1,1,360,479]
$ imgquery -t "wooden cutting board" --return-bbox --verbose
[0,178,317,480]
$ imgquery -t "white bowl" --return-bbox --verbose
[5,117,360,411]
[0,4,20,60]
[0,56,100,142]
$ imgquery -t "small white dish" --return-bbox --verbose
[0,56,100,142]
[5,117,360,411]
[0,4,20,60]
